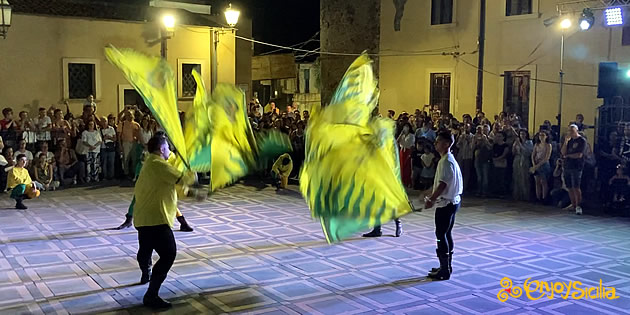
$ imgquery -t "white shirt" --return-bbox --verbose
[15,149,33,162]
[82,130,102,153]
[432,152,463,207]
[399,133,415,149]
[35,116,52,141]
[139,129,152,145]
[100,126,116,147]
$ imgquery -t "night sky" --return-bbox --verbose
[99,0,321,56]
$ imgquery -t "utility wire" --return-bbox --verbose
[456,56,597,87]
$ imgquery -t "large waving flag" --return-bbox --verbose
[104,45,187,164]
[208,84,256,190]
[184,70,213,172]
[300,53,414,243]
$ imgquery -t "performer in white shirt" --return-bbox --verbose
[423,131,463,281]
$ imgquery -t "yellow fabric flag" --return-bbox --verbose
[104,45,187,165]
[208,84,256,191]
[300,53,413,243]
[184,69,213,172]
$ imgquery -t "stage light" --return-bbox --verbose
[579,8,594,30]
[560,18,572,29]
[605,7,623,26]
[626,69,630,78]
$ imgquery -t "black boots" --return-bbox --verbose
[363,226,382,237]
[395,220,403,237]
[116,214,133,230]
[143,295,171,309]
[430,251,453,274]
[177,216,193,232]
[143,273,171,309]
[15,197,27,210]
[362,221,402,238]
[428,251,452,280]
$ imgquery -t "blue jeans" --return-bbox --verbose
[475,160,490,195]
[101,150,116,180]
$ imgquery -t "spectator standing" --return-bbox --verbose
[100,118,117,180]
[118,112,141,179]
[17,111,37,151]
[531,131,553,202]
[35,107,52,147]
[81,120,102,182]
[512,129,533,201]
[561,125,586,215]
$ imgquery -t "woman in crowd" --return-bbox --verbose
[397,122,415,188]
[531,131,552,203]
[512,129,533,201]
[81,120,102,183]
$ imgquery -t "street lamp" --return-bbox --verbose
[160,13,175,59]
[224,3,240,27]
[211,4,240,91]
[0,0,11,39]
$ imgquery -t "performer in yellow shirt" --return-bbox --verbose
[8,154,40,209]
[271,153,292,190]
[134,135,194,309]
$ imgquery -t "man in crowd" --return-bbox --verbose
[561,124,586,215]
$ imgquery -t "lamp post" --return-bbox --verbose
[557,18,571,129]
[212,3,240,91]
[161,14,175,59]
[0,0,12,39]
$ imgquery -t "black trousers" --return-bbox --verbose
[137,224,177,297]
[435,203,460,255]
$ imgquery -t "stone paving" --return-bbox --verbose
[0,183,629,314]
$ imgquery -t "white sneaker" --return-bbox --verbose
[575,206,583,215]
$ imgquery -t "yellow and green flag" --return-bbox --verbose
[300,53,413,243]
[104,45,187,165]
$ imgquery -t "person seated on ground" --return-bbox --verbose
[550,159,570,209]
[7,154,41,209]
[609,164,630,203]
[55,138,86,185]
[271,153,292,190]
[34,153,59,191]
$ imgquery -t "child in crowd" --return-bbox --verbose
[420,144,437,190]
[8,154,41,209]
[609,164,630,203]
[271,153,293,191]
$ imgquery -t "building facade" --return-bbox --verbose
[379,0,630,132]
[0,0,252,118]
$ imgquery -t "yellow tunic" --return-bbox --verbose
[272,153,293,177]
[133,153,183,228]
[7,167,32,189]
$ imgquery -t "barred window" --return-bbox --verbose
[182,63,201,97]
[68,63,95,99]
[506,0,532,16]
[431,0,453,25]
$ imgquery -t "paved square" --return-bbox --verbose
[0,185,628,314]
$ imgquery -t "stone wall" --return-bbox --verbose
[320,0,380,104]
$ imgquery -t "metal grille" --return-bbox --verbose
[506,0,533,16]
[430,73,451,114]
[503,71,531,127]
[68,63,95,99]
[182,63,201,97]
[431,0,453,25]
